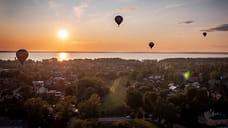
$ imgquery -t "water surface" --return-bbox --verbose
[0,52,228,61]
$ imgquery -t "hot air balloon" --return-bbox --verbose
[203,32,207,37]
[16,49,29,64]
[149,42,154,49]
[115,15,123,26]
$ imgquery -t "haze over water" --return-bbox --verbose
[1,52,228,61]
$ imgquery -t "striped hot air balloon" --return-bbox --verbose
[16,49,29,64]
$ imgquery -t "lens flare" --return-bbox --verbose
[183,70,190,80]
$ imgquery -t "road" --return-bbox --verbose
[98,117,150,122]
[98,117,133,122]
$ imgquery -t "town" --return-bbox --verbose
[0,58,228,128]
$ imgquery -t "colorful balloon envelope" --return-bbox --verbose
[16,49,29,64]
[115,15,123,26]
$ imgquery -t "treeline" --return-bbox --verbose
[160,58,228,63]
[125,87,213,127]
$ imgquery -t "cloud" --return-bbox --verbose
[73,2,88,17]
[179,20,195,24]
[154,3,185,13]
[121,0,133,2]
[112,7,137,13]
[165,3,185,9]
[48,0,62,8]
[201,24,228,32]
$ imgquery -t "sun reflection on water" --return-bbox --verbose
[58,53,70,61]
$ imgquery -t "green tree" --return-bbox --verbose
[125,87,143,110]
[182,87,210,126]
[168,93,186,108]
[76,77,108,102]
[159,89,170,99]
[78,94,101,119]
[24,97,50,127]
[65,84,77,96]
[18,83,34,100]
[210,70,219,79]
[143,91,158,115]
[159,99,178,125]
[68,119,99,128]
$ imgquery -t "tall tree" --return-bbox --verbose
[78,93,101,119]
[143,91,158,115]
[125,87,143,110]
[24,98,50,127]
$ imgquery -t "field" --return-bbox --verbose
[100,77,129,116]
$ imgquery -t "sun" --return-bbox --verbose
[58,30,68,39]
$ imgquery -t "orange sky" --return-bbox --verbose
[0,0,228,52]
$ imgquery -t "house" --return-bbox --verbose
[37,86,48,94]
[198,110,228,126]
[155,75,161,80]
[47,90,63,97]
[168,83,174,87]
[148,76,154,80]
[72,107,78,113]
[32,81,45,93]
[48,90,57,94]
[184,83,191,91]
[53,77,65,81]
[55,91,63,97]
[184,82,200,90]
[32,81,44,86]
[64,81,71,86]
[169,85,177,90]
[148,75,162,80]
[192,82,200,88]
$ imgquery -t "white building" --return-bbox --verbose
[37,86,48,94]
[32,81,44,86]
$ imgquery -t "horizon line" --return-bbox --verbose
[1,51,228,54]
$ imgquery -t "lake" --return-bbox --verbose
[0,52,228,61]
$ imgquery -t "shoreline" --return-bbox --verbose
[0,57,228,63]
[0,51,228,54]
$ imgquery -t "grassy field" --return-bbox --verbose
[129,120,161,128]
[100,77,129,116]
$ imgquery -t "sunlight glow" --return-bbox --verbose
[58,53,70,61]
[58,30,68,39]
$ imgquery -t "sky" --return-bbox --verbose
[0,0,228,52]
